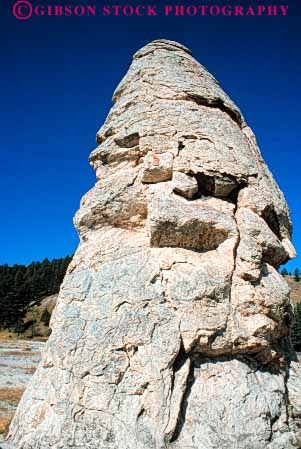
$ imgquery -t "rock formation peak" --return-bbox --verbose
[3,39,301,449]
[134,39,193,56]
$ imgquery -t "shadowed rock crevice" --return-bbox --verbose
[169,354,195,444]
[185,93,243,128]
[195,172,248,202]
[262,205,281,240]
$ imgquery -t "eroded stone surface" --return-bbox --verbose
[3,39,300,449]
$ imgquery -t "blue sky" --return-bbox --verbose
[0,2,300,270]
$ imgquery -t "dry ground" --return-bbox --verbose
[0,339,44,442]
[287,276,301,305]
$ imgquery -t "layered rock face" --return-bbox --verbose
[4,40,301,449]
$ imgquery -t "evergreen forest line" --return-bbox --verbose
[0,256,72,332]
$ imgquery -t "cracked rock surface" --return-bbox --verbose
[3,39,301,449]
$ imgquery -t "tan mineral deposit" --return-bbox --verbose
[2,39,301,449]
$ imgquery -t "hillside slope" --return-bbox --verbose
[286,276,301,305]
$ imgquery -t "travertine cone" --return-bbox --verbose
[4,40,301,449]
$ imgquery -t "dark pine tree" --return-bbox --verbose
[41,308,51,326]
[281,268,288,276]
[294,268,300,283]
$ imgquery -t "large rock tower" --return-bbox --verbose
[4,40,301,449]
